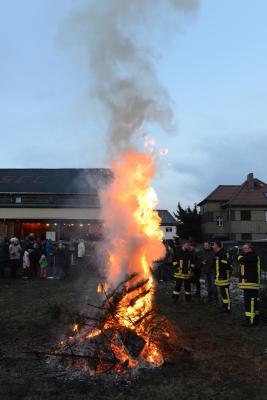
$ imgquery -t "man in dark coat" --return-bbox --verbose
[0,238,9,278]
[172,241,195,302]
[238,243,261,326]
[200,242,217,303]
[190,241,202,297]
[54,241,68,279]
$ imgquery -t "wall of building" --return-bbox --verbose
[0,207,101,220]
[160,225,176,240]
[201,203,267,240]
[229,208,267,240]
[200,202,229,239]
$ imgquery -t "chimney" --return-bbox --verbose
[247,173,254,191]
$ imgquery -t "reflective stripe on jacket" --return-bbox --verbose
[173,249,195,279]
[213,249,232,286]
[238,252,260,290]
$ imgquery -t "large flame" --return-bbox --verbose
[98,150,166,367]
[53,150,168,374]
[101,150,165,286]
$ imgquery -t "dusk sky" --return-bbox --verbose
[1,0,267,212]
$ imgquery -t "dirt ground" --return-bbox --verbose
[1,263,267,400]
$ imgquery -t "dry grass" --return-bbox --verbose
[1,267,267,400]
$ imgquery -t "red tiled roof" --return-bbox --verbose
[224,179,267,206]
[198,185,240,206]
[198,177,267,207]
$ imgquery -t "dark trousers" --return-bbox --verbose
[10,259,20,278]
[193,268,201,296]
[204,273,218,302]
[244,289,259,325]
[158,262,171,281]
[173,278,192,301]
[219,285,231,312]
[0,261,5,278]
[28,260,37,277]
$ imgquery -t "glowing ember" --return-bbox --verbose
[97,283,108,293]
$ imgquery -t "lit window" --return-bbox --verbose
[216,216,224,227]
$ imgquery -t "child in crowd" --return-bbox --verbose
[39,254,48,279]
[22,250,30,278]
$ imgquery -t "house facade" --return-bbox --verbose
[0,169,112,240]
[0,169,174,242]
[157,209,177,240]
[198,173,267,241]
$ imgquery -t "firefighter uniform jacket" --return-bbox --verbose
[173,248,195,279]
[213,249,232,286]
[238,251,261,290]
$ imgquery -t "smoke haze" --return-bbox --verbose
[59,0,200,286]
[59,0,199,158]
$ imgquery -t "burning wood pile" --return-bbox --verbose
[50,274,181,376]
[46,151,184,377]
[49,272,181,377]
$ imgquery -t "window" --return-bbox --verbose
[15,197,21,204]
[265,211,267,222]
[240,210,251,221]
[216,216,224,227]
[241,233,252,240]
[166,227,173,232]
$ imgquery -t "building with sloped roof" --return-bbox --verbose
[198,173,267,241]
[157,209,177,240]
[0,168,112,240]
[0,169,173,242]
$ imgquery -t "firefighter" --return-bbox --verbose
[172,241,195,302]
[238,243,261,327]
[212,241,232,313]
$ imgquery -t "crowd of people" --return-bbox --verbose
[158,239,261,327]
[0,233,262,327]
[0,234,86,280]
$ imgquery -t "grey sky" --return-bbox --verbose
[0,0,267,212]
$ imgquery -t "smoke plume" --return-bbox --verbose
[60,0,199,287]
[60,0,199,159]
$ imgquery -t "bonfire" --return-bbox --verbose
[49,151,181,377]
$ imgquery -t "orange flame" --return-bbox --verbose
[100,150,166,367]
[101,151,165,286]
[55,150,168,374]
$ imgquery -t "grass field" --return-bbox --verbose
[1,264,267,400]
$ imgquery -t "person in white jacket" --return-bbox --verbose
[22,250,30,278]
[78,239,86,259]
[9,237,22,278]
